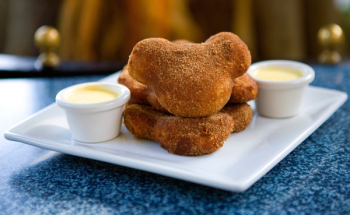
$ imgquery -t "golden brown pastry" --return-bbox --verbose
[221,103,253,132]
[118,65,258,113]
[123,103,252,156]
[118,66,168,112]
[127,32,251,117]
[229,73,258,104]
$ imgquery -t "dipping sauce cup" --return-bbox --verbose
[56,82,130,142]
[247,60,315,118]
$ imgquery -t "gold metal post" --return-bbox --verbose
[34,26,60,69]
[318,24,345,64]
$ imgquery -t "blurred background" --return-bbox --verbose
[1,0,350,63]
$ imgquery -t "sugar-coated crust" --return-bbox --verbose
[118,65,258,113]
[124,104,233,155]
[127,32,251,118]
[118,65,169,113]
[221,103,253,133]
[118,66,149,104]
[123,103,253,156]
[229,73,259,103]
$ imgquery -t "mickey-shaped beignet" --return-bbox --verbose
[118,65,258,113]
[124,103,252,156]
[128,32,251,117]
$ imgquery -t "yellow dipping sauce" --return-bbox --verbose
[65,85,119,104]
[252,66,303,81]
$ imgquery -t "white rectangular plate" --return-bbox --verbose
[5,72,347,192]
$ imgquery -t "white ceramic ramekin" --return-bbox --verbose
[247,60,315,118]
[56,82,130,142]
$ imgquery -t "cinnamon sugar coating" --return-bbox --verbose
[118,65,168,113]
[221,103,253,133]
[229,73,258,103]
[118,65,149,104]
[118,65,257,113]
[127,32,251,117]
[123,103,252,156]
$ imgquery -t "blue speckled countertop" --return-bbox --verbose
[1,63,350,214]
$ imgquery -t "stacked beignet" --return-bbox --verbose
[118,32,258,156]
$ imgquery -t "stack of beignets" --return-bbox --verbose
[118,32,258,156]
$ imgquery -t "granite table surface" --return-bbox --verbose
[1,63,350,214]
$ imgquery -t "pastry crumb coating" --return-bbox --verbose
[127,32,251,118]
[118,65,257,113]
[123,103,253,156]
[229,73,258,103]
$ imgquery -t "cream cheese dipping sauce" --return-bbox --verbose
[64,85,119,104]
[252,66,303,81]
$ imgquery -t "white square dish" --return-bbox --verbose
[4,72,347,192]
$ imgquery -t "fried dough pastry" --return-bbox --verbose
[123,103,253,156]
[221,103,253,132]
[128,32,251,117]
[118,39,193,105]
[118,66,257,113]
[118,65,149,104]
[172,39,192,44]
[229,73,258,104]
[124,104,232,155]
[118,65,169,112]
